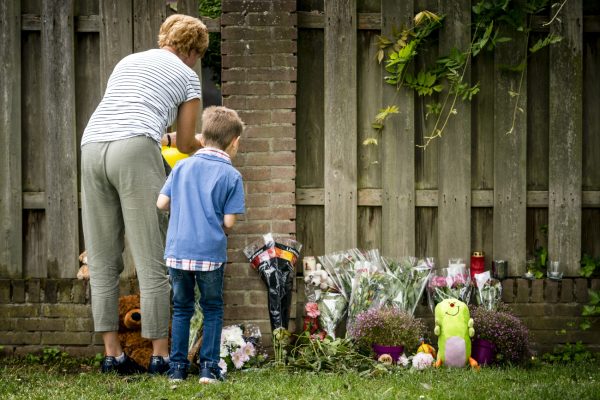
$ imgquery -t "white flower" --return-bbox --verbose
[218,358,228,374]
[220,343,229,358]
[398,353,410,367]
[412,352,435,370]
[231,349,246,369]
[222,325,245,348]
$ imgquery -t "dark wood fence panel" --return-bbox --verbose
[0,0,22,278]
[548,0,583,276]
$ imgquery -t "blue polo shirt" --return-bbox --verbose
[160,147,245,263]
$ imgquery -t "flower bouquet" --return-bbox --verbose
[427,264,472,312]
[346,261,385,334]
[375,257,433,315]
[316,249,380,338]
[219,324,267,372]
[244,233,302,332]
[474,271,502,310]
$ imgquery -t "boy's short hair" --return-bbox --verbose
[201,106,244,150]
[158,14,208,58]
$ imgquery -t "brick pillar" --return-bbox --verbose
[221,1,297,342]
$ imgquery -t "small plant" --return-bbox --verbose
[542,341,596,364]
[580,289,600,331]
[288,331,376,373]
[348,307,424,351]
[580,254,600,278]
[470,305,531,365]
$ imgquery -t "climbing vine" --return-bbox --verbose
[372,0,568,149]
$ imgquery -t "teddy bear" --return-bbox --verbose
[434,298,479,369]
[118,294,154,369]
[77,251,90,280]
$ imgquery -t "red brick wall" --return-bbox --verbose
[220,0,298,346]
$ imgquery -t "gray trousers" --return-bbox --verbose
[81,136,170,339]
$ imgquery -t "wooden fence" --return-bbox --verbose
[0,0,219,280]
[295,0,600,277]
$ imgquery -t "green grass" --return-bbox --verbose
[1,359,599,400]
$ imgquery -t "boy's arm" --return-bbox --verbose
[223,214,236,229]
[157,194,171,211]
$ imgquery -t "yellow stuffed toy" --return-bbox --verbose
[434,298,479,368]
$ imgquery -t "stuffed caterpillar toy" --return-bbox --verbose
[434,298,479,368]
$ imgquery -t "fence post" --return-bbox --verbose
[380,0,415,258]
[324,0,357,252]
[493,22,528,277]
[548,0,583,276]
[437,0,472,268]
[0,0,22,278]
[41,0,79,277]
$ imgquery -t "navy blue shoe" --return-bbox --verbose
[147,356,170,375]
[199,367,225,384]
[101,354,145,375]
[168,366,188,382]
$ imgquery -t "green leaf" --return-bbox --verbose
[530,34,563,54]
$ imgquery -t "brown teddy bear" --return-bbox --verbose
[118,294,154,369]
[77,251,90,280]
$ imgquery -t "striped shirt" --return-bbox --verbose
[81,48,201,147]
[166,257,223,272]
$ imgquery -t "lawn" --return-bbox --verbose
[1,358,599,400]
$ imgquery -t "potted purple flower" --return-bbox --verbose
[470,305,531,365]
[348,307,425,364]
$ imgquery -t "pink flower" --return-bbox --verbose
[241,342,256,358]
[232,349,247,369]
[218,358,228,374]
[305,302,320,318]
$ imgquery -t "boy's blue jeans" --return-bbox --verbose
[168,267,224,373]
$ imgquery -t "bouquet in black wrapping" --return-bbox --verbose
[243,233,302,332]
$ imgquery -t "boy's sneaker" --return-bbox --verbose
[147,356,170,375]
[199,367,225,384]
[168,367,188,382]
[101,354,145,375]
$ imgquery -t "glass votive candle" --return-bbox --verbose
[548,260,563,280]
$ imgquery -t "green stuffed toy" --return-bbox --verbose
[434,298,479,368]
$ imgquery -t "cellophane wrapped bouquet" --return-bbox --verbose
[219,324,267,373]
[374,256,433,315]
[474,271,503,310]
[243,233,302,332]
[313,249,381,338]
[427,262,472,312]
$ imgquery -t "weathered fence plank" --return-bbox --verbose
[41,0,79,278]
[133,0,167,52]
[0,0,22,278]
[297,26,325,260]
[493,24,528,277]
[414,0,439,262]
[380,0,415,258]
[357,26,381,251]
[323,0,357,252]
[100,0,133,92]
[549,0,583,276]
[436,0,472,268]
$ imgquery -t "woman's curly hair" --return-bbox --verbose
[158,14,209,57]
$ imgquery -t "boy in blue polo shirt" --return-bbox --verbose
[157,106,245,383]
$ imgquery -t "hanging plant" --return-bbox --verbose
[372,0,568,148]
